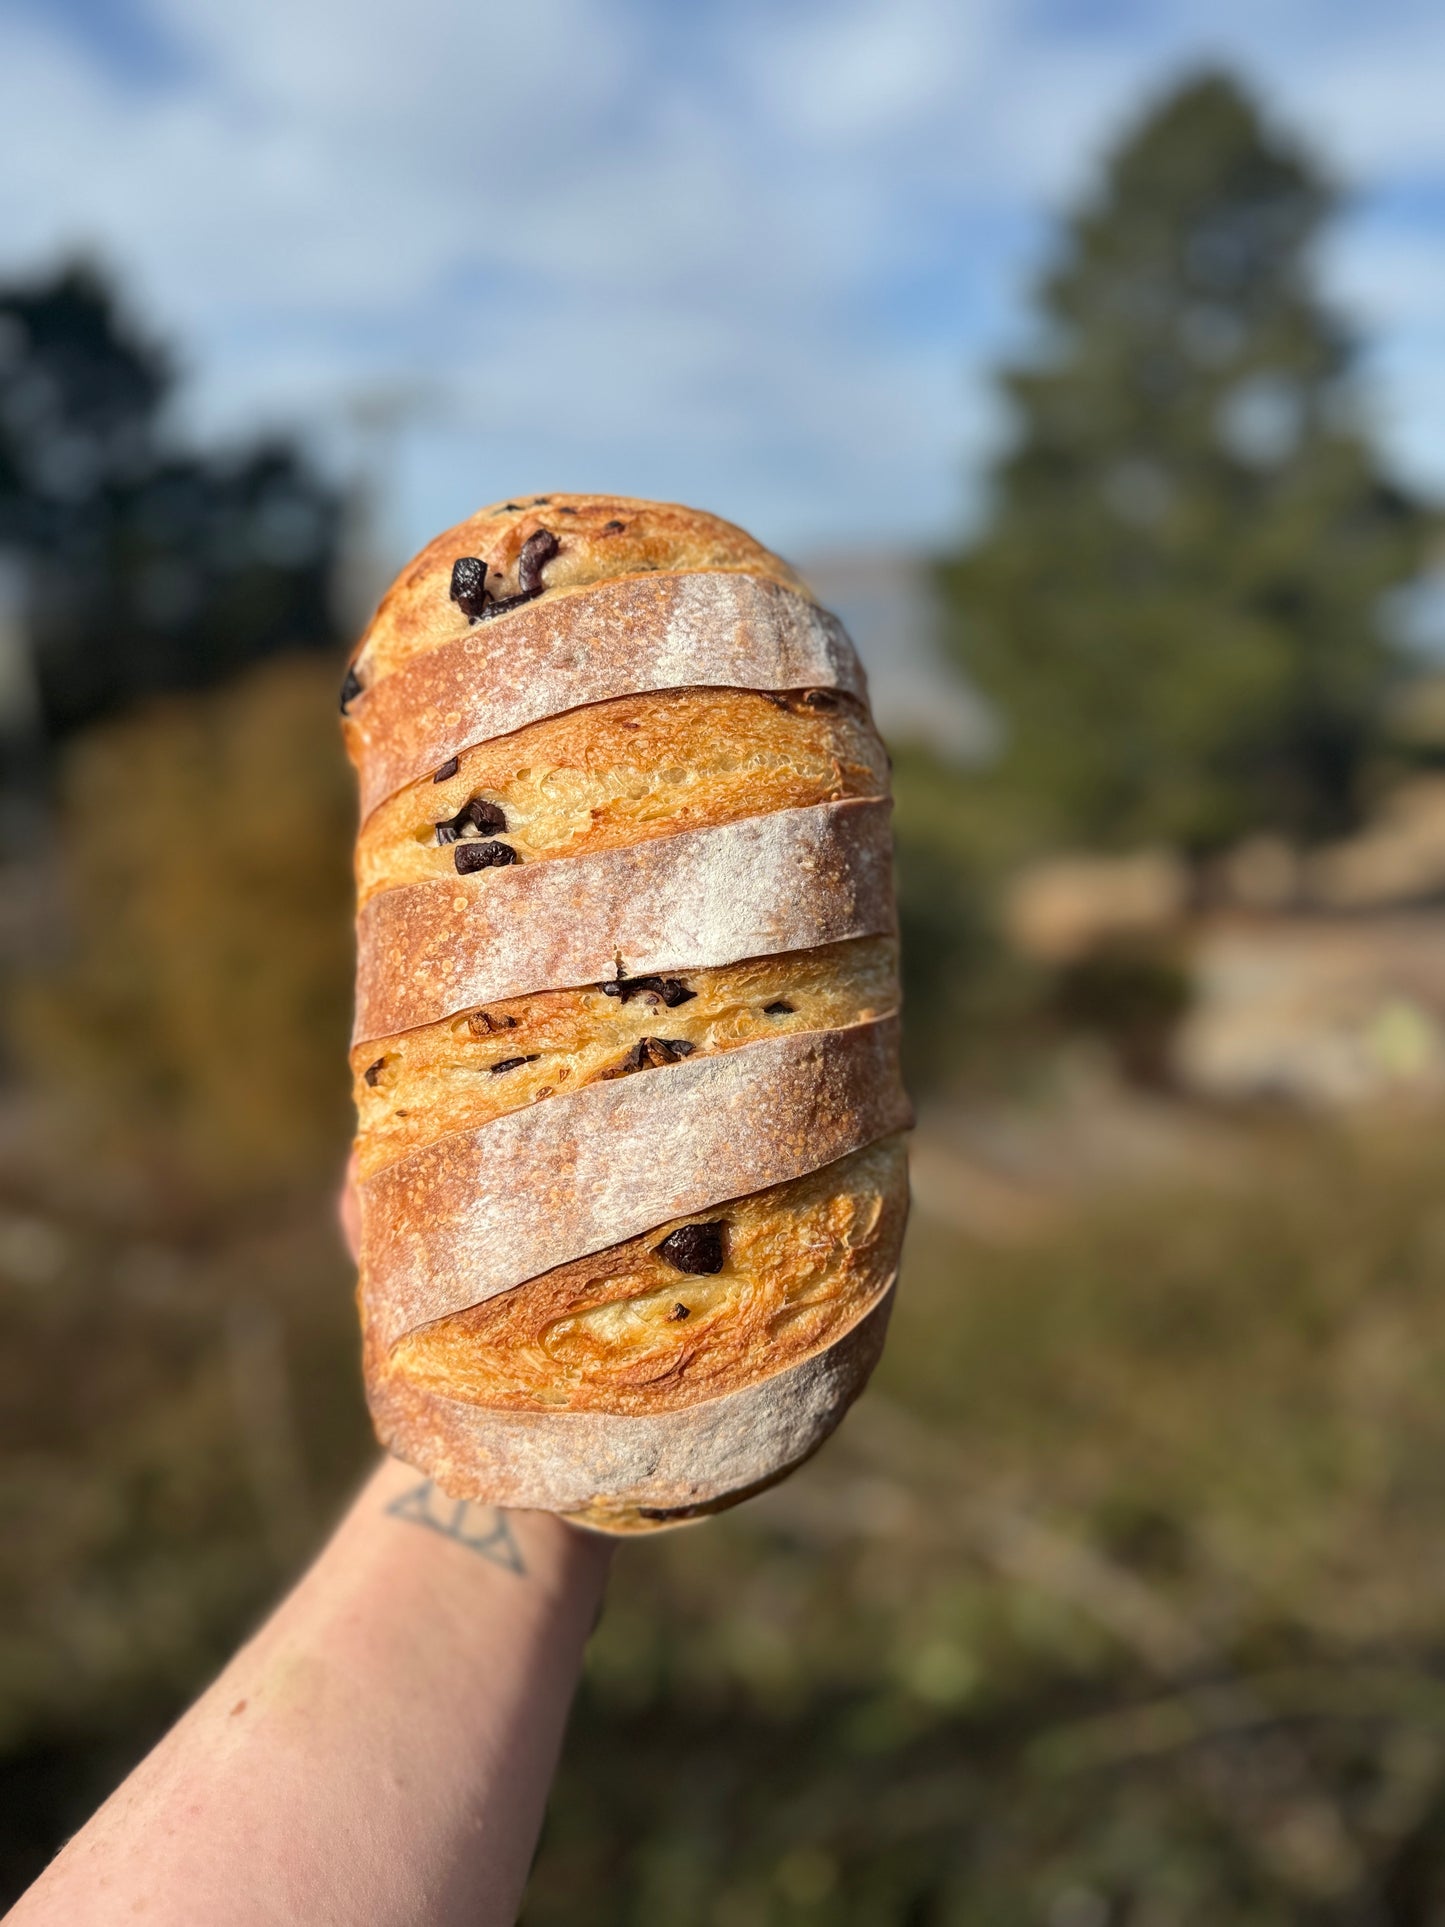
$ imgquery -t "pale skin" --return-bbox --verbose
[6,1172,615,1927]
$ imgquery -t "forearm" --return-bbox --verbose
[8,1456,612,1927]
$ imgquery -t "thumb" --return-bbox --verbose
[338,1149,361,1263]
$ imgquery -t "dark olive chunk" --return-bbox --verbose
[602,1036,698,1079]
[656,1222,726,1275]
[437,797,508,845]
[476,590,536,621]
[599,974,696,1007]
[449,555,490,621]
[517,527,560,595]
[455,841,520,874]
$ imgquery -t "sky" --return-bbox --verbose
[2,0,1445,571]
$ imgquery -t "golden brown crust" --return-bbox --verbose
[365,1280,896,1519]
[358,1015,911,1350]
[355,684,886,906]
[352,936,898,1181]
[388,1137,907,1415]
[347,492,909,1528]
[352,494,806,688]
[559,1455,820,1534]
[352,797,896,1045]
[344,570,864,823]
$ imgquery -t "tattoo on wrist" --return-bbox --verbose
[386,1479,526,1575]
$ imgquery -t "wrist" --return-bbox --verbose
[358,1453,615,1616]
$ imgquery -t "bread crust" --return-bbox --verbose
[353,683,886,907]
[344,571,863,820]
[386,1136,909,1415]
[353,797,896,1044]
[351,936,898,1181]
[347,493,910,1528]
[351,494,807,690]
[359,1015,910,1349]
[364,1280,895,1518]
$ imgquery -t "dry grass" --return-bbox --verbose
[525,1112,1445,1925]
[4,1078,1444,1918]
[6,671,1445,1920]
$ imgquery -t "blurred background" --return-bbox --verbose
[3,2,1445,1921]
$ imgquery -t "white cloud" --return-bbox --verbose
[731,0,999,145]
[0,0,1442,567]
[1282,12,1445,176]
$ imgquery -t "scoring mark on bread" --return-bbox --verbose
[355,685,889,907]
[381,1137,908,1425]
[351,937,901,1179]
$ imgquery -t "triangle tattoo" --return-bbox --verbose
[385,1479,527,1575]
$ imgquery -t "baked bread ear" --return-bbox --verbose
[344,494,911,1531]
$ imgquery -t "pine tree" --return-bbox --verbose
[0,262,345,742]
[941,72,1432,852]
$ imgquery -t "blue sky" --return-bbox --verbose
[3,0,1445,568]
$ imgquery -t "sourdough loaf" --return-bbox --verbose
[344,494,911,1532]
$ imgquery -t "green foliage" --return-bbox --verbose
[892,740,1049,1094]
[10,652,355,1200]
[0,262,344,740]
[941,72,1432,852]
[891,745,999,1092]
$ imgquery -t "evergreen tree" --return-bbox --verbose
[941,71,1432,851]
[0,263,344,742]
